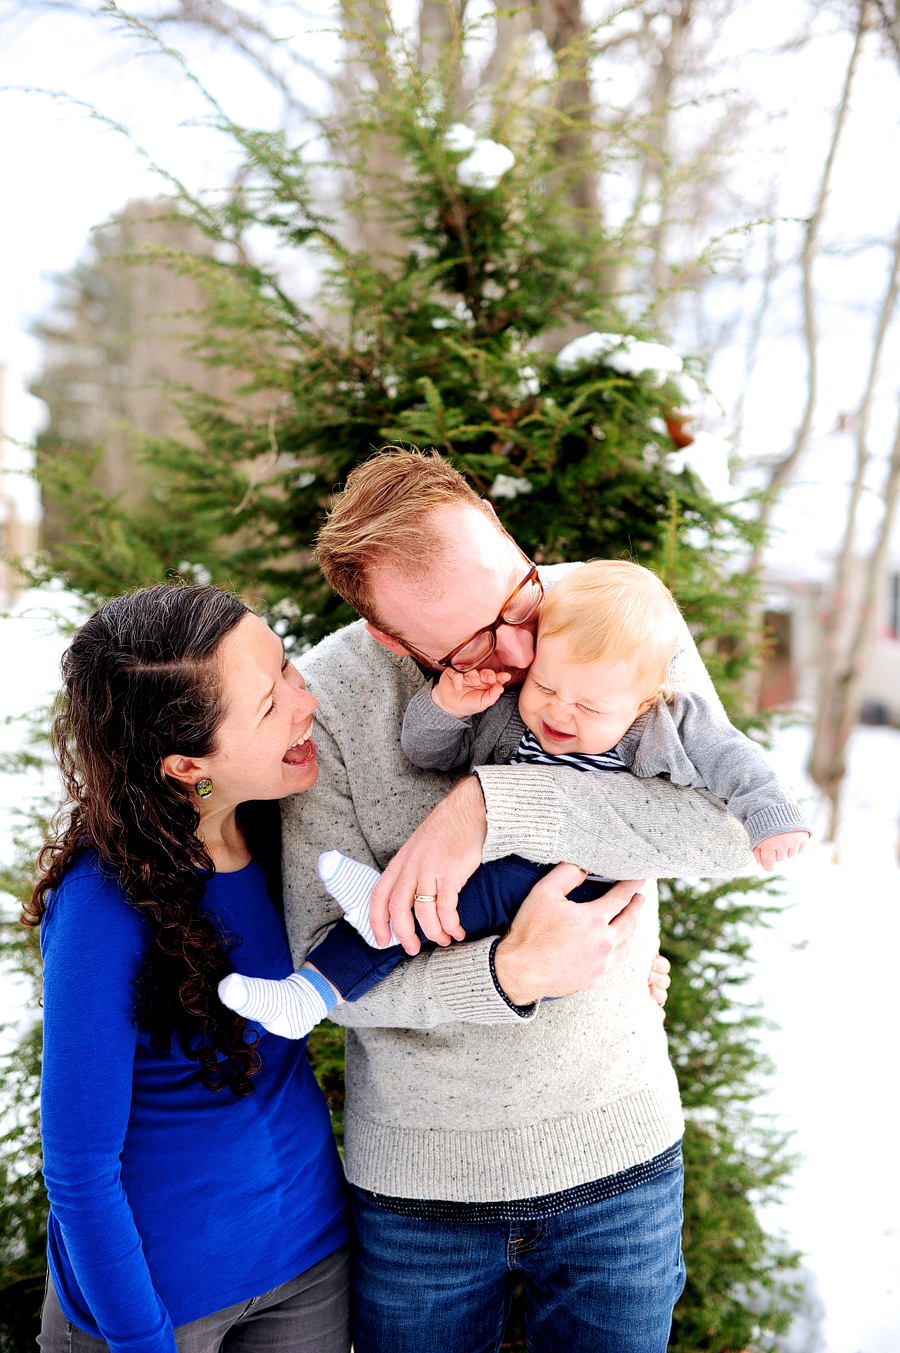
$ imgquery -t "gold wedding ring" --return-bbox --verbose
[414,893,438,904]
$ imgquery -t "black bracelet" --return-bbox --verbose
[488,936,536,1018]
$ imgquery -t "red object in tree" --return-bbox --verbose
[665,412,694,448]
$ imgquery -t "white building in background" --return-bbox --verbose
[864,563,900,723]
[761,558,900,726]
[0,364,46,604]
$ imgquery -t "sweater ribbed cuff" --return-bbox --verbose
[427,935,540,1025]
[744,802,812,849]
[474,764,563,864]
[416,690,473,729]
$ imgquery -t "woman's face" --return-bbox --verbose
[198,612,319,803]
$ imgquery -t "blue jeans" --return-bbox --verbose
[350,1157,685,1353]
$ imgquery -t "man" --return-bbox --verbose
[281,449,754,1353]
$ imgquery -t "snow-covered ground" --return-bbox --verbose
[747,722,900,1353]
[1,597,898,1351]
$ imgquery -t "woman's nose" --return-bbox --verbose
[294,685,317,717]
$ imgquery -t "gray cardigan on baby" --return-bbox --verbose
[401,687,810,850]
[281,568,763,1204]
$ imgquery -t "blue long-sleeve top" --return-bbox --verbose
[40,852,349,1353]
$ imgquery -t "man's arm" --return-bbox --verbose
[284,705,657,1026]
[371,767,754,947]
[475,762,755,876]
[370,620,756,947]
[282,710,535,1028]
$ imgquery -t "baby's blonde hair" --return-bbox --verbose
[538,561,681,696]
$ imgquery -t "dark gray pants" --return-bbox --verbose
[38,1244,352,1353]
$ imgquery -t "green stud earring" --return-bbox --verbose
[195,777,213,798]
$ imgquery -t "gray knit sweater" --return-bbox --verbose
[401,687,810,850]
[281,567,758,1203]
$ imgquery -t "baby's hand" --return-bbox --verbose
[432,668,511,719]
[753,831,809,871]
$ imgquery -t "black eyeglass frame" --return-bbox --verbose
[399,549,544,673]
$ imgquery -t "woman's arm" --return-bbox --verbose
[41,869,178,1353]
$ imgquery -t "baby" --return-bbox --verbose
[219,561,810,1039]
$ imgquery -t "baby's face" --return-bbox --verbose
[518,632,659,756]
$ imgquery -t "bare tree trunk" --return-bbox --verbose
[534,0,600,216]
[334,0,410,259]
[418,0,459,68]
[743,1,869,707]
[808,208,900,821]
[810,404,900,841]
[418,0,471,96]
[481,2,537,114]
[635,0,694,305]
[731,220,779,458]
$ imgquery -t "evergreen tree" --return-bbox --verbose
[660,877,799,1351]
[0,749,50,1349]
[34,13,758,708]
[6,9,800,1349]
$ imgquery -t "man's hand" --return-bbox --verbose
[369,777,487,952]
[492,866,647,1005]
[648,950,670,1007]
[753,830,809,871]
[432,668,510,719]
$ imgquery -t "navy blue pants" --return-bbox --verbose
[307,856,615,1002]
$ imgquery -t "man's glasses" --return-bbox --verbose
[402,551,544,673]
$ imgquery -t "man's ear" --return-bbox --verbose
[364,622,413,658]
[482,499,499,520]
[161,752,206,789]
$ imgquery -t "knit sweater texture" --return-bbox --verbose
[281,565,757,1203]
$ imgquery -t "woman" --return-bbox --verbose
[23,583,350,1353]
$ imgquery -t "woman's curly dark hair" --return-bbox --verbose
[23,583,264,1096]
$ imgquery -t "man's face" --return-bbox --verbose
[367,504,539,683]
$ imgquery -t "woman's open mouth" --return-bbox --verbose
[283,736,316,768]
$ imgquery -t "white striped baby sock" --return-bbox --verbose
[317,850,397,948]
[217,966,337,1040]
